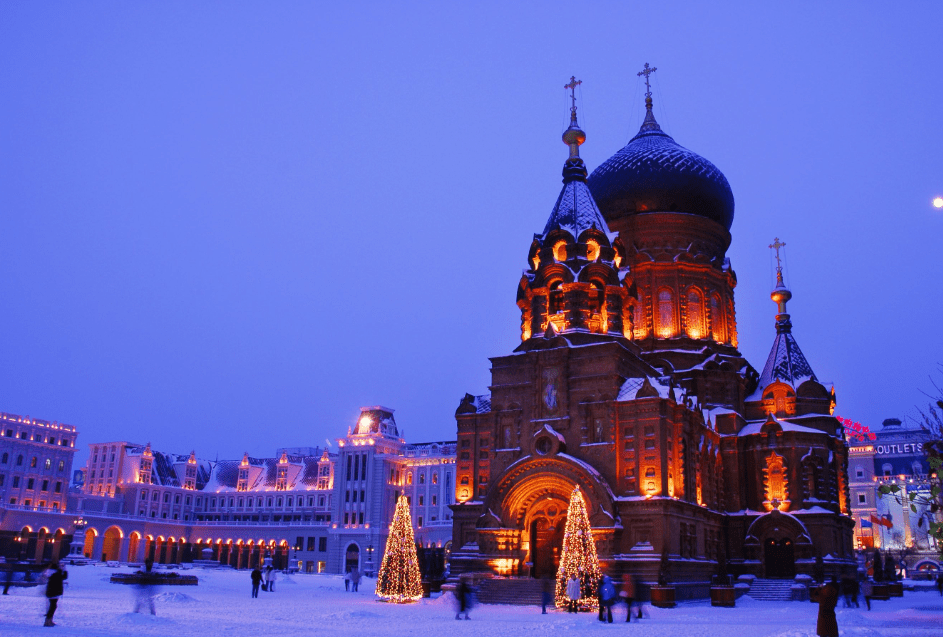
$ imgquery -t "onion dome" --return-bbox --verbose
[587,93,735,231]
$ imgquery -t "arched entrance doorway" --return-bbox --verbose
[345,543,360,572]
[764,538,795,578]
[127,532,141,563]
[83,529,97,559]
[527,497,567,578]
[102,527,122,563]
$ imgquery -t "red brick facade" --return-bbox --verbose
[449,95,855,593]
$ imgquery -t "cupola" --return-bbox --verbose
[516,77,635,345]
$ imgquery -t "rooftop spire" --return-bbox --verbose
[636,62,663,135]
[768,237,792,333]
[561,76,588,182]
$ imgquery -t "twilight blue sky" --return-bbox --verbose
[2,2,941,467]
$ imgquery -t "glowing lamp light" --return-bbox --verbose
[934,196,943,209]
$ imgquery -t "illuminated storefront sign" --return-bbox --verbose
[873,443,923,455]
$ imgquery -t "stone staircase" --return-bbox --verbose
[474,577,545,606]
[747,578,794,601]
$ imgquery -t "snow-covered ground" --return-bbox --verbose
[1,565,941,636]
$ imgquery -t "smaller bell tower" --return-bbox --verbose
[516,77,635,344]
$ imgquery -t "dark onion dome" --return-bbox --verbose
[587,96,735,231]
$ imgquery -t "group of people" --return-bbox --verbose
[250,565,278,597]
[343,566,362,592]
[561,572,641,622]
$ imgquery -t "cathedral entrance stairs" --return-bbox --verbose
[747,578,795,601]
[474,578,545,606]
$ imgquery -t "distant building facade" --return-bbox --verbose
[849,418,939,573]
[0,407,454,574]
[0,412,79,561]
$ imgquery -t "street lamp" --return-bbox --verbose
[69,516,88,559]
[366,545,374,577]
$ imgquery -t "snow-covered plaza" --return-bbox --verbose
[1,565,941,636]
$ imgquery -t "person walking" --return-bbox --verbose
[839,576,852,608]
[266,565,277,592]
[2,558,14,595]
[860,578,873,611]
[565,573,581,613]
[816,578,839,637]
[455,578,472,620]
[598,575,615,623]
[619,573,636,622]
[43,562,68,627]
[350,566,361,592]
[251,567,263,598]
[540,575,553,614]
[344,567,351,592]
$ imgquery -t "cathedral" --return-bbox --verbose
[449,72,855,596]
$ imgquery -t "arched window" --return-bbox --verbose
[585,239,600,261]
[590,280,604,314]
[686,288,704,339]
[549,280,564,315]
[16,455,23,466]
[710,294,725,342]
[657,289,675,337]
[633,299,647,339]
[552,240,567,262]
[419,473,425,485]
[1,452,7,464]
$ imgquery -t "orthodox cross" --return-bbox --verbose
[637,62,657,97]
[564,76,582,112]
[769,237,786,273]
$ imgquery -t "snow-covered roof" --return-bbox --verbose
[541,177,615,243]
[738,416,824,436]
[201,450,328,492]
[755,328,816,393]
[617,376,683,403]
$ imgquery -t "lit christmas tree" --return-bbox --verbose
[555,485,600,610]
[375,494,423,603]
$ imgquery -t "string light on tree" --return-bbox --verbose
[375,495,423,603]
[555,485,601,611]
[933,196,943,209]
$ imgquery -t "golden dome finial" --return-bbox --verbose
[562,76,586,158]
[769,237,793,330]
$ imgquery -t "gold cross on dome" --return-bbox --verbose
[637,63,657,97]
[564,76,582,112]
[769,237,786,272]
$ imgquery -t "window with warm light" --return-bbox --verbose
[657,289,675,337]
[633,300,647,339]
[686,288,704,338]
[553,240,567,262]
[710,294,725,342]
